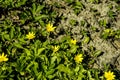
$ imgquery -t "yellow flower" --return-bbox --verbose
[46,23,56,32]
[104,71,115,80]
[26,32,35,40]
[52,45,60,53]
[0,53,8,62]
[74,54,83,63]
[71,39,77,45]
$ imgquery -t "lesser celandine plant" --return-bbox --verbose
[0,53,8,62]
[52,45,60,53]
[46,23,56,32]
[74,54,83,63]
[70,39,77,45]
[104,71,115,80]
[0,0,119,80]
[26,32,35,40]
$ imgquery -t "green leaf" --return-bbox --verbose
[33,62,39,75]
[37,48,45,55]
[49,63,55,69]
[13,43,23,49]
[95,71,99,80]
[31,3,44,17]
[65,0,73,3]
[37,72,42,80]
[93,50,102,57]
[50,56,57,64]
[46,69,55,76]
[0,75,7,79]
[35,15,47,21]
[4,34,10,40]
[69,45,78,53]
[47,75,55,79]
[56,64,72,74]
[24,48,31,56]
[26,61,34,73]
[19,38,26,44]
[36,5,44,13]
[43,41,49,47]
[42,64,48,71]
[10,27,15,39]
[32,3,36,14]
[87,71,92,79]
[74,66,79,72]
[82,36,90,44]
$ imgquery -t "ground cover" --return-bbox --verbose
[0,0,120,79]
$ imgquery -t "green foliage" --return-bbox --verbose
[99,19,107,27]
[72,1,84,15]
[30,3,47,22]
[101,29,120,39]
[0,0,27,8]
